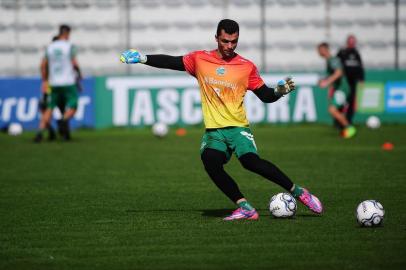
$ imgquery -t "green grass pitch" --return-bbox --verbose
[0,125,405,270]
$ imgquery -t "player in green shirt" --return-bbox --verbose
[34,25,82,142]
[317,42,356,139]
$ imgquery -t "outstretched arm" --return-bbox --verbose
[253,84,281,103]
[145,55,185,71]
[253,78,295,103]
[120,49,185,71]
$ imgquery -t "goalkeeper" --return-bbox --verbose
[120,19,323,220]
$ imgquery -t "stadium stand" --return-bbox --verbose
[0,0,404,76]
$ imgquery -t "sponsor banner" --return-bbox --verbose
[357,82,385,113]
[96,71,406,128]
[0,78,95,130]
[353,70,406,123]
[95,74,331,128]
[385,82,406,113]
[2,70,405,130]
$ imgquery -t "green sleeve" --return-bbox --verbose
[70,45,77,59]
[330,57,342,70]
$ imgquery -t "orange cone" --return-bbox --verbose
[382,142,394,151]
[176,128,187,137]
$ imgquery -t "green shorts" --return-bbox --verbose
[48,85,78,110]
[200,127,258,162]
[329,89,347,108]
[329,84,349,108]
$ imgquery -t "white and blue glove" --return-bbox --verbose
[120,49,147,64]
[275,77,295,96]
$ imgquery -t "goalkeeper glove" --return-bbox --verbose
[120,49,147,64]
[275,77,295,96]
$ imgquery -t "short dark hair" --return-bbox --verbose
[216,19,239,37]
[59,24,71,35]
[318,42,329,49]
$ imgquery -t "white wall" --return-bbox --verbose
[0,0,404,76]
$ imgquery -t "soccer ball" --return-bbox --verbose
[366,116,381,129]
[8,122,23,136]
[152,122,168,138]
[269,193,297,218]
[356,200,385,227]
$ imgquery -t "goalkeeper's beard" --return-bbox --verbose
[222,49,235,59]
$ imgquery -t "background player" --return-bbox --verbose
[34,25,82,142]
[337,35,365,124]
[317,42,356,139]
[120,19,323,220]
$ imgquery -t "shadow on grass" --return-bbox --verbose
[200,209,234,217]
[126,208,233,217]
[295,213,323,218]
[126,208,321,219]
[29,137,82,144]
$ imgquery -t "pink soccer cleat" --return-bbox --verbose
[297,188,323,214]
[223,208,259,221]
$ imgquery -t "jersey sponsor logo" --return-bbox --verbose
[344,56,360,67]
[213,87,221,97]
[216,66,226,76]
[51,48,63,60]
[203,76,237,90]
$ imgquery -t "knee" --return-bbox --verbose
[328,105,336,115]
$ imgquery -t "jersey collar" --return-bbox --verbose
[210,49,239,63]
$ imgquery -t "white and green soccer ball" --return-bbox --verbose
[152,122,168,138]
[8,122,23,136]
[269,192,297,218]
[356,200,385,227]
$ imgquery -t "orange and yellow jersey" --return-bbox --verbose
[183,50,264,129]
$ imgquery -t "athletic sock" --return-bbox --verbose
[290,184,304,198]
[238,201,254,211]
[58,119,68,133]
[34,129,45,142]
